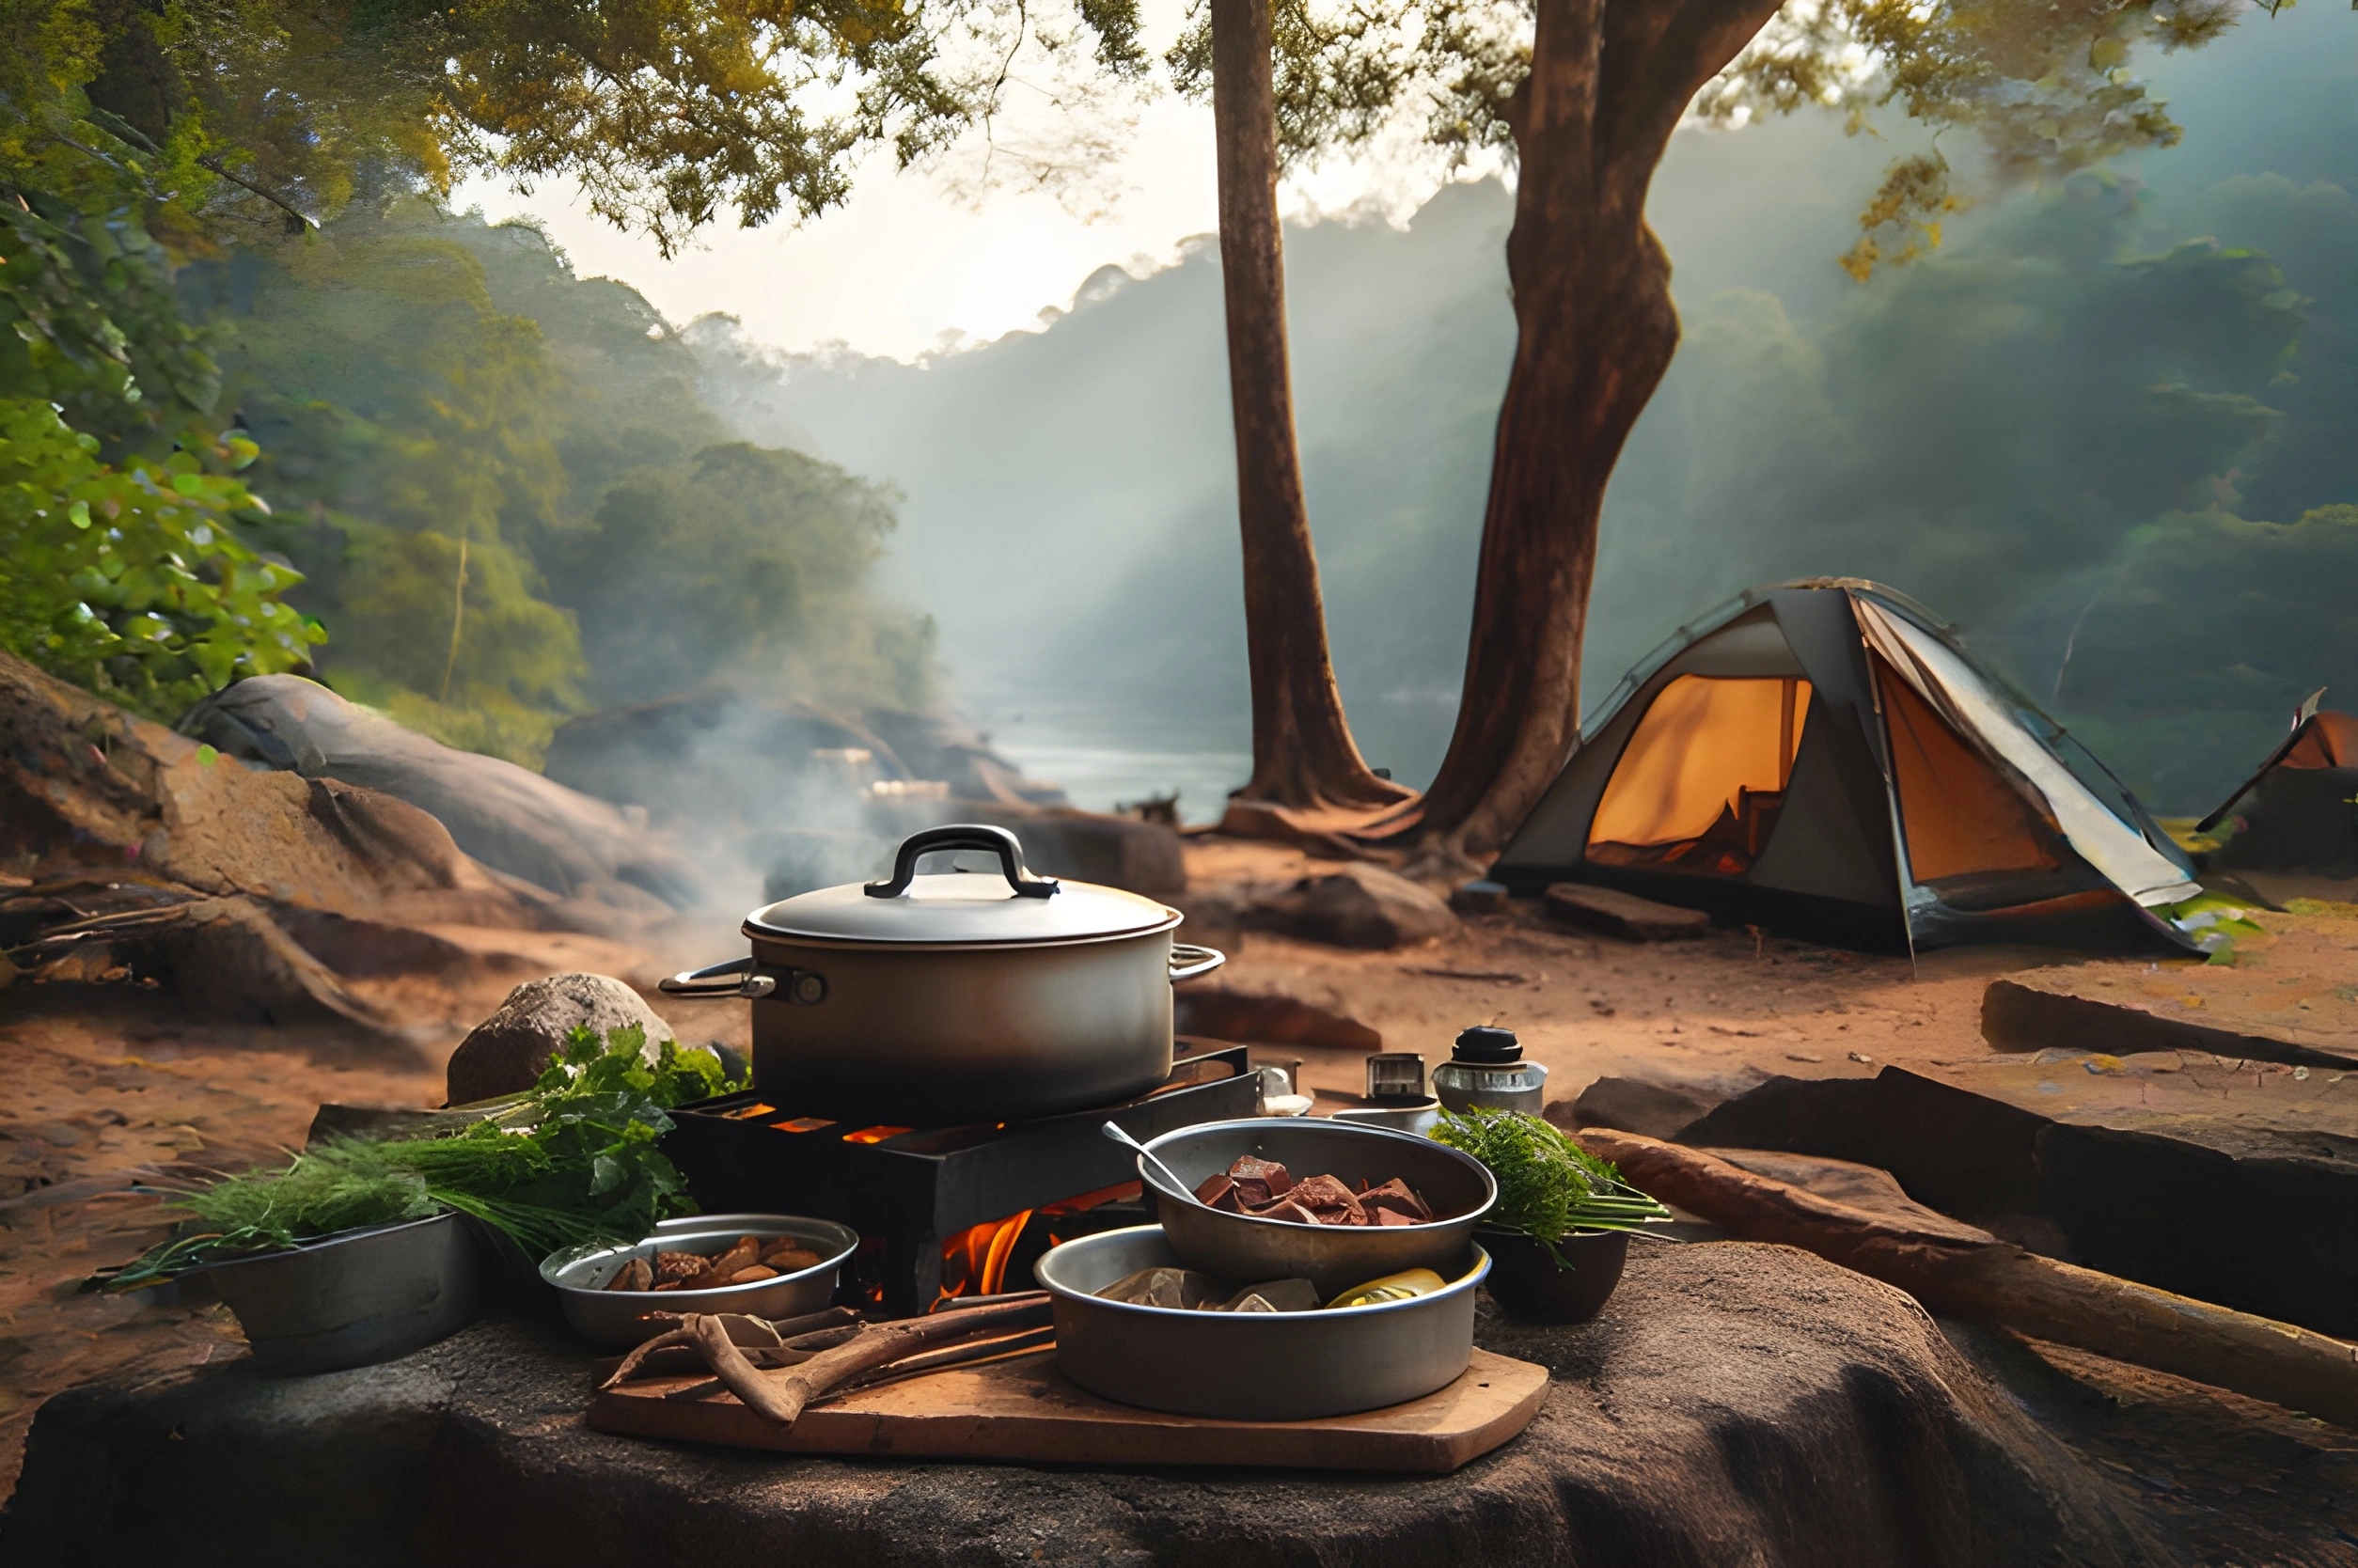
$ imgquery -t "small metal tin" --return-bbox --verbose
[1035,1226,1489,1419]
[541,1215,857,1347]
[1330,1097,1442,1136]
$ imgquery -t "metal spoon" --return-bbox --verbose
[1101,1121,1201,1205]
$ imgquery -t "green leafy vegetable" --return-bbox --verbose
[106,1025,736,1288]
[1430,1107,1672,1248]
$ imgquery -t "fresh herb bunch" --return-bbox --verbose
[108,1025,736,1288]
[1431,1107,1672,1243]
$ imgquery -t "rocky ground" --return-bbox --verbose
[3,835,2354,1558]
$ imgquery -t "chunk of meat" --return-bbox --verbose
[652,1250,707,1282]
[1229,1155,1295,1197]
[1195,1172,1238,1209]
[605,1256,653,1292]
[1357,1179,1433,1223]
[1278,1173,1368,1227]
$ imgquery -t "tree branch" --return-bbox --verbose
[1595,0,1788,183]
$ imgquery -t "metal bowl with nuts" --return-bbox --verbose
[541,1215,857,1348]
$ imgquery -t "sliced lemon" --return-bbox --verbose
[1326,1267,1447,1309]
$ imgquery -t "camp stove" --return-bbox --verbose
[666,1041,1258,1314]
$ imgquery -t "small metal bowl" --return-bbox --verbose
[541,1215,857,1348]
[1139,1118,1497,1298]
[1036,1225,1490,1419]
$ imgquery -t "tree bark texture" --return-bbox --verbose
[1408,0,1787,860]
[1210,0,1411,815]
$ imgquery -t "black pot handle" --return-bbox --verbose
[864,823,1060,901]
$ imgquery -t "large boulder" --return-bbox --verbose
[183,677,700,909]
[1250,862,1456,949]
[0,652,542,933]
[445,974,675,1105]
[4,1244,2172,1567]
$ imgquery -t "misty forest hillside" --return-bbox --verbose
[179,199,934,764]
[696,0,2358,816]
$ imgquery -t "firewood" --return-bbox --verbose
[1576,1127,2358,1430]
[750,1296,1054,1426]
[613,1295,1055,1428]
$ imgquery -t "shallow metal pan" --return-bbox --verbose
[1034,1225,1488,1420]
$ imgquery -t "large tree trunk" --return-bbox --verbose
[1406,0,1784,865]
[1209,0,1411,820]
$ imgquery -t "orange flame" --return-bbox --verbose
[933,1181,1144,1308]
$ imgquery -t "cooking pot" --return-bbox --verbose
[660,824,1224,1126]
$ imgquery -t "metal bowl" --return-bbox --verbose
[1138,1118,1497,1298]
[541,1215,857,1348]
[1035,1226,1489,1419]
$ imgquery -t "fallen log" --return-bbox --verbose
[1578,1126,2358,1431]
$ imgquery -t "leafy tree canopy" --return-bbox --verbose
[1168,0,2255,277]
[4,0,1149,256]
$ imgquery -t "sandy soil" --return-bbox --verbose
[2,836,2351,1501]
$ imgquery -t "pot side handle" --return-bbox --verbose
[1169,943,1226,982]
[658,957,778,1000]
[864,823,1060,901]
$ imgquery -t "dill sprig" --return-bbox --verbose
[1430,1107,1672,1246]
[105,1024,736,1289]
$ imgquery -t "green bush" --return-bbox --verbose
[0,398,324,718]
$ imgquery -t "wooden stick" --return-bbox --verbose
[762,1298,1055,1425]
[1578,1127,2358,1430]
[829,1325,1056,1397]
[621,1298,1057,1425]
[688,1314,806,1422]
[602,1327,696,1390]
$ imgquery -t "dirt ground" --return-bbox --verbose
[2,836,2352,1508]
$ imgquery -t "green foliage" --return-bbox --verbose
[109,1024,739,1287]
[0,195,221,457]
[1170,0,2259,277]
[0,398,324,718]
[0,109,321,723]
[194,198,932,739]
[549,441,902,704]
[1429,1108,1670,1243]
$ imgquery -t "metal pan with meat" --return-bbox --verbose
[1134,1119,1497,1299]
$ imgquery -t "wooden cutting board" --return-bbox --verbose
[589,1347,1548,1473]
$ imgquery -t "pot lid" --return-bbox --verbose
[745,823,1179,946]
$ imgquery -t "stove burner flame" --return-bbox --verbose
[934,1181,1142,1308]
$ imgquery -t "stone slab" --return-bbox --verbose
[4,1244,2160,1567]
[1985,976,2358,1070]
[1544,882,1711,941]
[1675,1066,2358,1339]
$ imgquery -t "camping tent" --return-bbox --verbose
[1490,580,2203,951]
[2197,696,2358,878]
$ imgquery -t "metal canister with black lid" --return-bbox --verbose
[1431,1025,1548,1115]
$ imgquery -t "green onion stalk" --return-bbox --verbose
[102,1025,739,1291]
[1429,1106,1674,1259]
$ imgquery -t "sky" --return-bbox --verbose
[449,1,1470,359]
